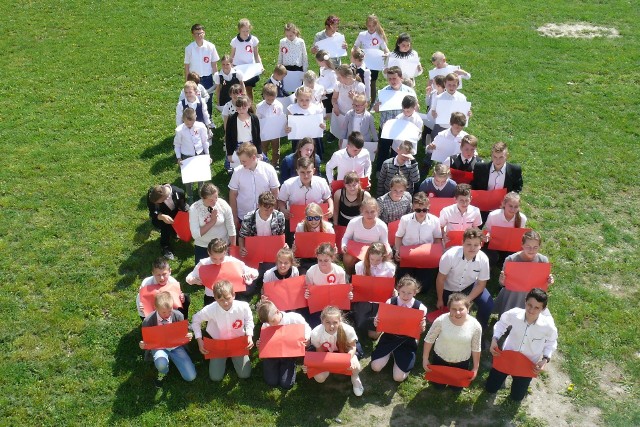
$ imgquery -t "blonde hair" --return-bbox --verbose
[351,47,365,62]
[433,163,451,178]
[336,64,355,79]
[315,242,337,259]
[184,80,198,93]
[236,142,257,158]
[295,86,313,102]
[315,50,335,70]
[238,18,252,31]
[303,203,329,232]
[207,238,229,255]
[154,291,173,310]
[396,275,421,294]
[276,247,299,267]
[366,14,388,44]
[360,196,379,214]
[257,300,278,323]
[502,192,523,228]
[303,70,317,84]
[363,242,388,276]
[320,306,350,353]
[284,22,300,37]
[182,107,196,121]
[213,280,234,299]
[352,93,366,106]
[262,83,277,97]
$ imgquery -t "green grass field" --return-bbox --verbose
[1,1,639,426]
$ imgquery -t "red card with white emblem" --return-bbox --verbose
[488,227,532,252]
[172,210,192,242]
[424,365,474,387]
[294,232,336,259]
[471,189,507,211]
[139,280,183,316]
[263,275,308,311]
[351,275,395,303]
[142,320,190,350]
[376,303,424,339]
[259,324,307,358]
[492,350,538,378]
[399,244,444,268]
[504,262,551,292]
[289,203,330,232]
[202,336,249,359]
[198,262,245,292]
[304,351,352,378]
[307,284,351,313]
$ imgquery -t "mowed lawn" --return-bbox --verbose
[1,1,638,426]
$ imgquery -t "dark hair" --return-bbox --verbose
[191,24,205,33]
[293,137,316,165]
[393,33,412,57]
[463,227,483,242]
[347,131,364,149]
[526,288,548,308]
[454,183,472,198]
[152,257,170,271]
[401,95,418,109]
[450,112,467,127]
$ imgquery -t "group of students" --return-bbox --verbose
[140,14,558,401]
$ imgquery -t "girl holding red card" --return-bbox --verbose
[262,247,300,285]
[352,243,396,338]
[494,230,554,316]
[257,300,311,389]
[293,202,335,273]
[483,191,527,268]
[304,243,348,327]
[186,238,258,306]
[422,293,481,389]
[308,306,364,396]
[371,276,427,382]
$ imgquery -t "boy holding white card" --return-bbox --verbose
[430,73,470,140]
[392,95,422,154]
[174,108,210,202]
[256,83,285,168]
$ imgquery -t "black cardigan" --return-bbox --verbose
[225,112,262,156]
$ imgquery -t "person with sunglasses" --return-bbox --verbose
[292,203,335,273]
[394,192,443,294]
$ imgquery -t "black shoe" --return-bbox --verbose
[162,248,175,260]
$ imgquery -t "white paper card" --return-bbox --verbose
[363,49,385,71]
[387,56,420,78]
[364,141,377,162]
[287,114,324,139]
[277,94,295,111]
[260,115,287,141]
[317,73,336,93]
[315,35,347,58]
[430,135,461,163]
[435,100,471,125]
[180,155,211,184]
[235,63,264,82]
[377,90,409,111]
[283,71,304,93]
[330,113,347,139]
[381,119,421,142]
[428,65,463,89]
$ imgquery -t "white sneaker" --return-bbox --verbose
[352,377,364,396]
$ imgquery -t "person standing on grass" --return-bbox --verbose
[485,288,558,401]
[184,23,219,115]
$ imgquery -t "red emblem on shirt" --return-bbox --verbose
[232,319,243,329]
[245,45,253,53]
[321,342,332,351]
[372,38,379,46]
[204,56,210,63]
[243,120,250,128]
[327,274,336,284]
[429,192,435,198]
[281,47,288,54]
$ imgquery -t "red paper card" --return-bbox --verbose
[376,303,424,339]
[346,240,369,260]
[304,351,352,378]
[471,189,507,211]
[141,320,190,350]
[504,262,551,292]
[427,197,455,217]
[399,244,444,268]
[492,350,538,378]
[449,168,474,185]
[259,324,307,358]
[330,177,370,195]
[294,232,336,258]
[171,210,192,242]
[334,225,347,254]
[387,220,400,244]
[241,235,286,269]
[426,306,449,323]
[199,262,246,292]
[289,203,330,232]
[202,336,250,359]
[263,275,308,311]
[351,275,395,303]
[307,284,351,313]
[425,365,474,387]
[445,230,464,248]
[139,280,183,316]
[488,227,532,252]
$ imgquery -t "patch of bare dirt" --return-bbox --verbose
[537,23,619,39]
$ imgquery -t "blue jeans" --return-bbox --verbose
[152,346,196,381]
[443,284,494,329]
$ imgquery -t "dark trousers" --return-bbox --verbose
[200,74,214,118]
[443,284,494,330]
[376,137,393,172]
[194,245,209,266]
[151,218,176,250]
[263,357,297,389]
[396,267,438,295]
[485,367,533,401]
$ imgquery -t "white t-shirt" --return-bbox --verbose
[230,35,259,65]
[354,261,396,277]
[184,40,220,77]
[354,31,388,50]
[438,246,490,292]
[484,209,528,233]
[396,212,442,246]
[305,263,346,285]
[228,161,280,219]
[310,323,358,352]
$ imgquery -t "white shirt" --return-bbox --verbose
[493,308,558,363]
[184,40,220,77]
[230,35,259,65]
[163,186,175,211]
[228,161,280,219]
[278,176,331,207]
[488,163,507,191]
[392,111,423,152]
[186,256,258,297]
[439,204,482,232]
[236,116,252,142]
[310,323,358,352]
[484,209,527,233]
[304,263,346,285]
[255,212,273,236]
[287,102,324,116]
[432,91,468,129]
[278,37,308,70]
[213,68,245,84]
[429,127,469,156]
[342,217,389,247]
[222,101,237,118]
[325,148,372,183]
[256,99,285,119]
[191,300,254,340]
[396,212,442,246]
[354,261,396,277]
[189,198,236,248]
[262,266,300,283]
[334,81,365,113]
[385,297,428,314]
[308,84,326,106]
[261,312,311,341]
[179,84,209,102]
[354,30,388,50]
[438,246,490,292]
[174,122,208,158]
[425,314,482,363]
